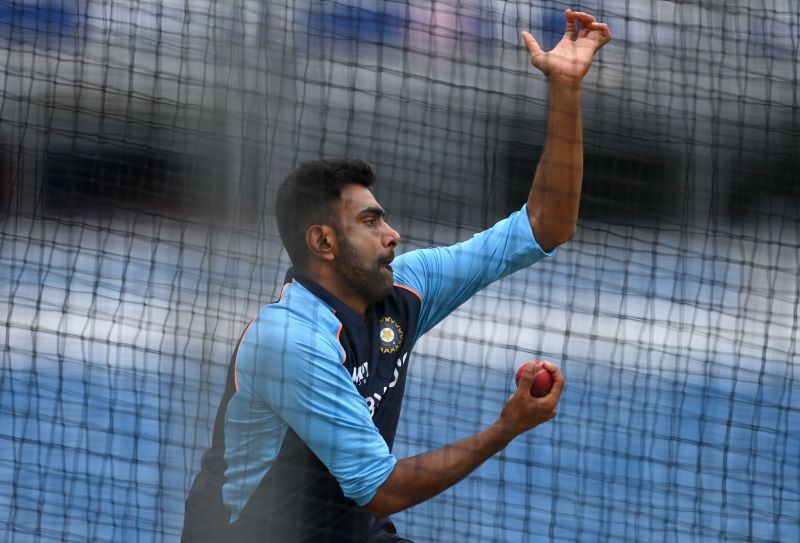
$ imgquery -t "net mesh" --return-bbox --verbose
[1,0,798,541]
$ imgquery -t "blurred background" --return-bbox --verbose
[0,0,797,541]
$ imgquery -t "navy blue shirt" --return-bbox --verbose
[183,206,554,542]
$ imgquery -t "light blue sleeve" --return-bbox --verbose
[241,309,397,506]
[393,204,556,338]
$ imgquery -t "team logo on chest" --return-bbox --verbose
[378,316,404,354]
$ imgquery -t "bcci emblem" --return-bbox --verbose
[378,316,404,354]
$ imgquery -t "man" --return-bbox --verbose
[183,9,610,542]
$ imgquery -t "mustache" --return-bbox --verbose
[378,252,395,266]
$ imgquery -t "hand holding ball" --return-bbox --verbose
[515,361,554,398]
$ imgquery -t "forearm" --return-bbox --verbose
[365,421,514,517]
[527,82,583,252]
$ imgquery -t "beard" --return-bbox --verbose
[335,236,394,305]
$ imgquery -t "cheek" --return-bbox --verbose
[347,230,382,256]
[339,232,376,264]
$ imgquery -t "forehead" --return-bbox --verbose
[338,184,382,216]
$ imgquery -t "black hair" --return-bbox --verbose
[274,158,376,267]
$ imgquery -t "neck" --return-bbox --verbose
[300,265,369,317]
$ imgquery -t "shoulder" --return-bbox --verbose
[267,281,340,337]
[390,281,423,306]
[240,281,345,369]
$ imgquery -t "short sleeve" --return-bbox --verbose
[239,312,397,506]
[392,204,555,338]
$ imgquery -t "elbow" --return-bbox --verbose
[363,472,414,518]
[558,226,577,246]
[528,215,577,252]
[363,492,396,518]
[533,226,576,253]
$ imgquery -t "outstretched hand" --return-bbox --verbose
[521,9,611,87]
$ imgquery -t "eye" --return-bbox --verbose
[364,217,377,226]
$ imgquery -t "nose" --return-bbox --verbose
[384,222,401,248]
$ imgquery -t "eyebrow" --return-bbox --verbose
[358,206,386,218]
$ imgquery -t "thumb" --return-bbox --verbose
[515,362,537,395]
[564,8,577,39]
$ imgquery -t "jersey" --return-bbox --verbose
[182,205,554,542]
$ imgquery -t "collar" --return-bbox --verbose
[284,268,373,331]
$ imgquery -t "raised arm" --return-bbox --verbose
[365,362,564,517]
[522,9,612,252]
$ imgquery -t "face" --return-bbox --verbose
[332,184,401,304]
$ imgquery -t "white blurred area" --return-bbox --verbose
[2,212,796,382]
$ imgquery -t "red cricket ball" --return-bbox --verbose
[515,361,554,398]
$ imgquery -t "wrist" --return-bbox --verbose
[548,77,583,94]
[491,418,518,446]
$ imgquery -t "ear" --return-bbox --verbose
[305,224,337,262]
